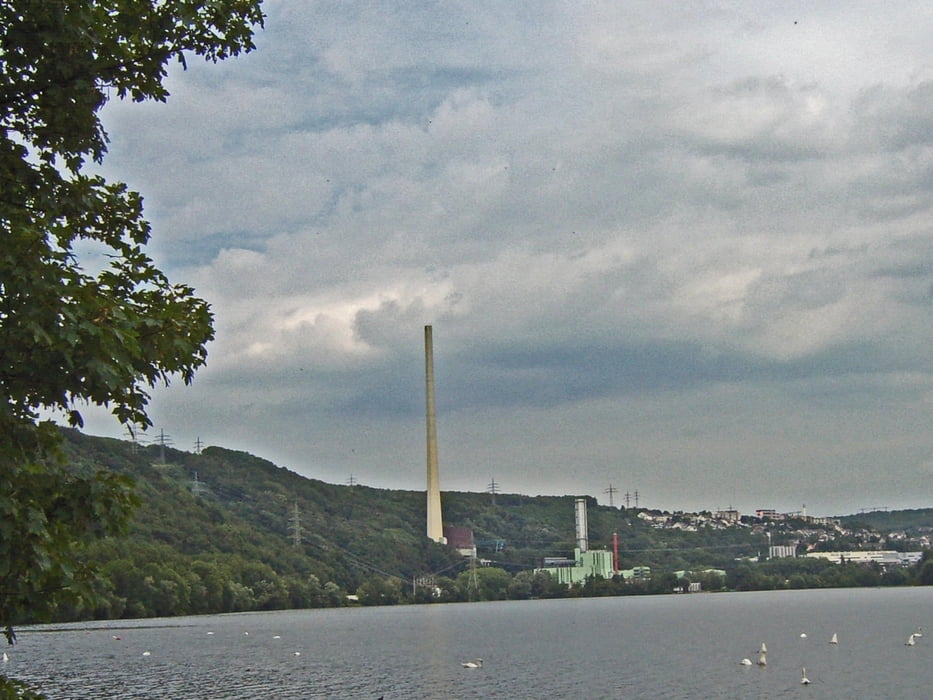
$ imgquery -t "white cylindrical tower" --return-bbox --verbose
[425,325,445,543]
[574,497,588,553]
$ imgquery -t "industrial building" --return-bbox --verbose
[534,498,617,585]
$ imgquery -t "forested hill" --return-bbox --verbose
[50,429,931,622]
[57,428,606,618]
[839,508,933,534]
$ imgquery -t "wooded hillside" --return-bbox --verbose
[40,429,932,622]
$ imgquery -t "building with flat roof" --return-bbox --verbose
[536,547,615,586]
[804,550,923,567]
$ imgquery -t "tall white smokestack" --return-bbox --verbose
[575,497,588,553]
[425,325,445,543]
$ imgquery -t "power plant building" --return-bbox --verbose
[535,498,615,585]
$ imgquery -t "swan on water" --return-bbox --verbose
[758,642,767,654]
[829,633,838,645]
[2,652,8,663]
[914,626,923,638]
[800,667,810,685]
[740,657,752,666]
[142,651,151,657]
[799,633,807,639]
[906,633,916,646]
[461,658,483,669]
[757,651,767,667]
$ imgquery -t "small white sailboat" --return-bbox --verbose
[800,667,810,685]
[461,658,483,669]
[829,632,838,645]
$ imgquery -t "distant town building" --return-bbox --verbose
[755,509,781,520]
[769,544,797,559]
[618,566,651,582]
[716,509,741,522]
[804,550,923,567]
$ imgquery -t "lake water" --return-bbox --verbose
[4,587,931,699]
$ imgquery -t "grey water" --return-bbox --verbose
[4,587,931,699]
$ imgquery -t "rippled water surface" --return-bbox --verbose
[5,587,931,698]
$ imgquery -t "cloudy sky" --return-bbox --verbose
[79,1,933,517]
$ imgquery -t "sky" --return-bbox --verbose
[75,1,933,517]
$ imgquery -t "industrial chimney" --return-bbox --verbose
[574,497,588,553]
[425,325,445,543]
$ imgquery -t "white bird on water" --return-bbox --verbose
[2,652,8,663]
[801,667,810,685]
[829,632,838,645]
[906,633,916,646]
[914,626,923,638]
[740,657,752,666]
[461,658,483,669]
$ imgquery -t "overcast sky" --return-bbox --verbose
[78,1,933,517]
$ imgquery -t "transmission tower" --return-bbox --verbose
[288,501,302,546]
[193,437,204,454]
[605,484,618,508]
[125,426,143,454]
[634,489,639,508]
[191,471,203,496]
[487,477,499,505]
[347,474,357,486]
[624,491,631,508]
[153,428,172,464]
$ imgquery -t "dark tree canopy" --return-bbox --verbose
[0,0,265,649]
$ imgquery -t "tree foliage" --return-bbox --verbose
[0,0,264,650]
